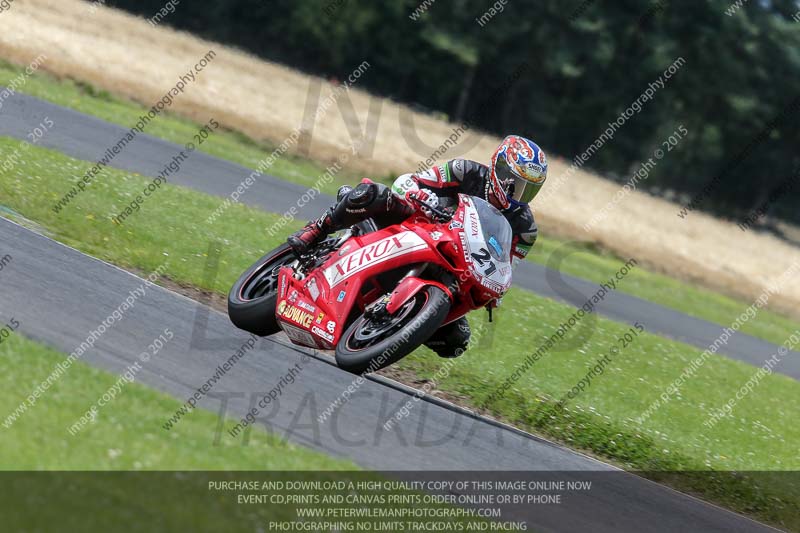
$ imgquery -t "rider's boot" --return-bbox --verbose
[424,316,470,358]
[287,186,354,255]
[287,210,336,255]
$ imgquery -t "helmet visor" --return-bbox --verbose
[495,158,543,205]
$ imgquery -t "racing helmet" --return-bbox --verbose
[488,135,548,209]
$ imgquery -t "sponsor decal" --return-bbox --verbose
[338,244,352,257]
[337,290,347,302]
[480,277,505,294]
[277,300,287,314]
[282,323,316,345]
[430,231,442,241]
[448,221,463,230]
[436,164,448,182]
[279,274,287,298]
[454,200,466,222]
[288,290,299,303]
[316,312,324,324]
[307,277,320,301]
[469,213,480,237]
[526,162,543,174]
[279,304,314,328]
[311,325,334,343]
[539,149,547,166]
[458,232,471,264]
[326,320,336,334]
[323,231,428,286]
[524,162,546,183]
[488,235,503,258]
[296,299,316,313]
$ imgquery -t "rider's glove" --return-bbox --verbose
[511,235,532,265]
[405,188,439,217]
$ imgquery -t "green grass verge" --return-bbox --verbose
[1,60,797,346]
[0,138,798,528]
[0,333,355,470]
[0,338,475,531]
[528,238,800,347]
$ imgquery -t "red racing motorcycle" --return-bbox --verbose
[228,193,513,374]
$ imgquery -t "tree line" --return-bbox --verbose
[107,0,800,224]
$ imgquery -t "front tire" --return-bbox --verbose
[335,286,450,374]
[228,243,295,336]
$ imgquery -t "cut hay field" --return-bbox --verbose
[1,0,799,318]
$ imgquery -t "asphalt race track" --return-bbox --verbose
[2,91,797,379]
[0,217,776,532]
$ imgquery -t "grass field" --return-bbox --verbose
[0,137,798,528]
[0,60,798,346]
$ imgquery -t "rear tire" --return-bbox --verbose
[335,286,450,374]
[228,243,295,336]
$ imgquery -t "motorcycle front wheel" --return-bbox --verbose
[335,286,450,374]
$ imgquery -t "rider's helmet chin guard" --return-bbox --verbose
[488,135,548,210]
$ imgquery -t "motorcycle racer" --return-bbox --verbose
[287,135,547,358]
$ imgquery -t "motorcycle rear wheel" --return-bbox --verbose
[335,286,450,374]
[228,243,295,336]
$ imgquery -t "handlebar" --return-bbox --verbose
[408,195,453,222]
